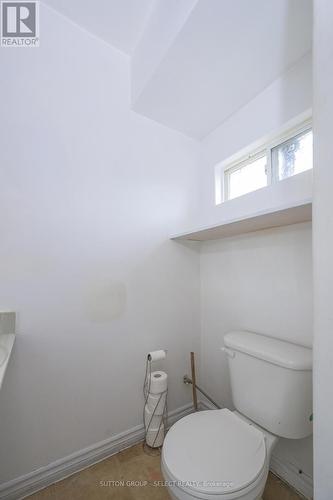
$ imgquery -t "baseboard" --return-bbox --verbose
[199,400,219,411]
[1,401,313,500]
[0,402,193,500]
[199,401,313,500]
[270,455,313,500]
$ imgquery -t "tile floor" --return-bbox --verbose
[27,443,304,500]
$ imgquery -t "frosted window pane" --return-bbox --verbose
[228,155,267,200]
[272,130,313,181]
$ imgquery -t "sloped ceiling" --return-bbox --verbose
[132,0,313,139]
[43,0,312,139]
[42,0,154,54]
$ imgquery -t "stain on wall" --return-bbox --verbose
[84,280,127,323]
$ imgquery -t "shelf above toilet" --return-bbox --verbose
[170,200,312,241]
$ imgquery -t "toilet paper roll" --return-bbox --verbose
[147,392,166,415]
[144,405,163,429]
[145,423,164,448]
[147,350,166,362]
[149,371,168,394]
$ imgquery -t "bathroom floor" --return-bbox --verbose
[27,443,304,500]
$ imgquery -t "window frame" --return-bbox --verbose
[270,126,313,184]
[218,119,312,204]
[223,149,268,202]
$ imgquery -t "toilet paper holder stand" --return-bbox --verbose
[143,351,168,451]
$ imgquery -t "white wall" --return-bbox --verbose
[200,224,313,480]
[196,53,312,228]
[132,0,198,102]
[0,3,315,495]
[0,4,200,484]
[198,55,313,496]
[313,0,333,498]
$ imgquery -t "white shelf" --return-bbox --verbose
[171,201,312,241]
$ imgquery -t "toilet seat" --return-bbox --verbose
[162,409,266,498]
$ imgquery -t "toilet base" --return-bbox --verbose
[161,410,278,500]
[161,458,268,500]
[166,488,264,500]
[165,486,264,500]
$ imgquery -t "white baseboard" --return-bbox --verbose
[0,401,313,500]
[199,401,313,500]
[199,400,219,411]
[0,403,193,500]
[270,455,313,500]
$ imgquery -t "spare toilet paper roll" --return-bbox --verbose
[145,423,164,448]
[144,405,163,429]
[147,350,166,362]
[147,392,167,415]
[149,371,168,394]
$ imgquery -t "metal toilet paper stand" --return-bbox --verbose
[143,350,168,454]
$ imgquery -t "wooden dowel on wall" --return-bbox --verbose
[190,352,198,411]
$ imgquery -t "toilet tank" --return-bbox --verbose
[223,331,312,439]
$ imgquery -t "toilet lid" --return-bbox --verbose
[162,409,266,496]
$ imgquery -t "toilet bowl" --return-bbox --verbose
[161,331,312,500]
[161,409,277,500]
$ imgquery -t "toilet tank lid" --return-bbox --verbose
[224,331,312,371]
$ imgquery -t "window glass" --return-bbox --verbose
[228,155,267,200]
[271,129,313,181]
[219,124,313,204]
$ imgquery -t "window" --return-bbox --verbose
[271,129,313,182]
[218,122,313,203]
[225,152,267,201]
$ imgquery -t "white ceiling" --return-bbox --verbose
[44,0,313,139]
[133,0,313,139]
[42,0,154,54]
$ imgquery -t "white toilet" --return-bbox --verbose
[162,331,312,500]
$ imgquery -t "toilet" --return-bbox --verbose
[161,331,312,500]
